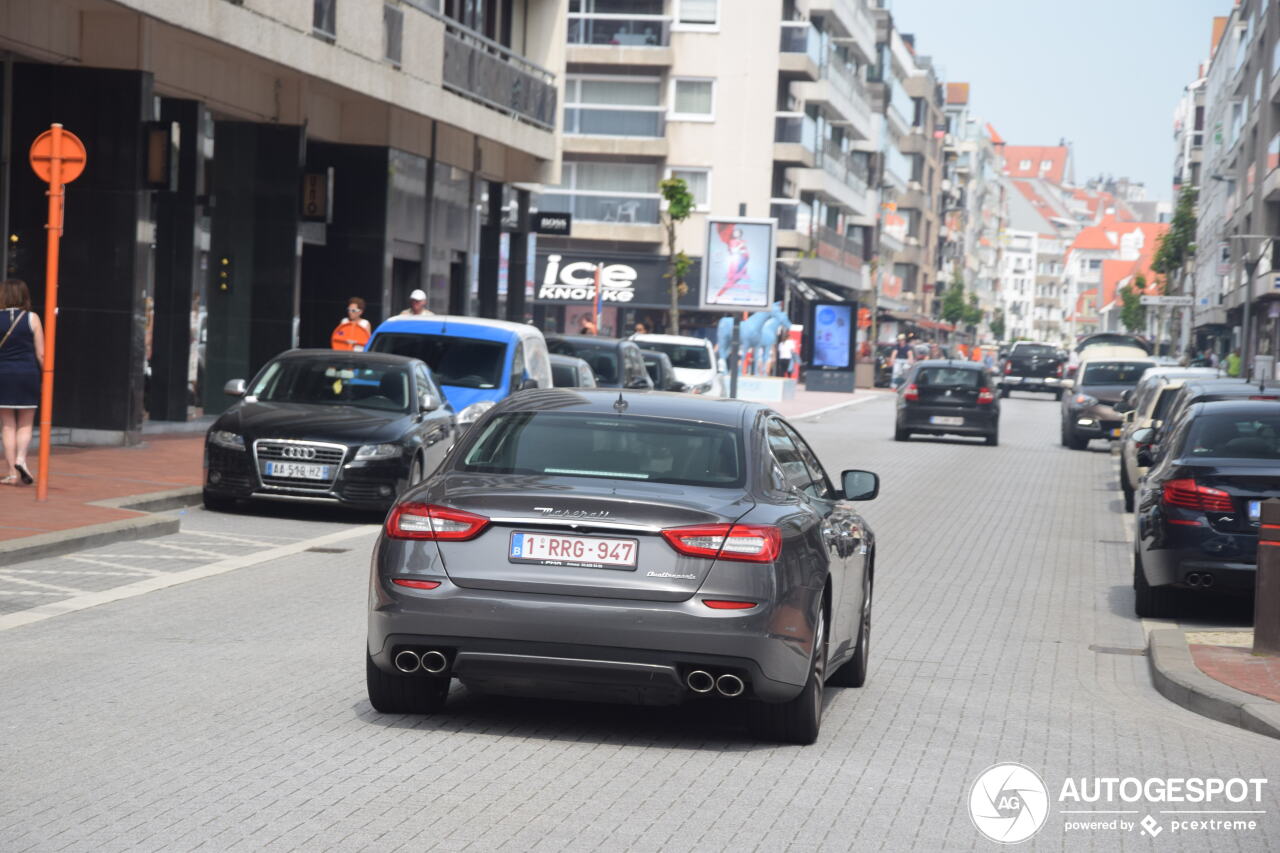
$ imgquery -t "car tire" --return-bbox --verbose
[894,426,910,442]
[1064,427,1088,450]
[202,489,236,513]
[365,652,450,715]
[1120,465,1135,513]
[830,575,871,688]
[984,430,999,447]
[1133,551,1179,619]
[748,606,826,745]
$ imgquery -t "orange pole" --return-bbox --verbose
[36,125,63,502]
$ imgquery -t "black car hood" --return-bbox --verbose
[214,400,408,444]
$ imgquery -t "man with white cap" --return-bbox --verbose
[399,289,434,316]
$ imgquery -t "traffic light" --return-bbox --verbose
[217,255,231,292]
[6,233,21,277]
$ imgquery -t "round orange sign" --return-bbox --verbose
[29,127,87,184]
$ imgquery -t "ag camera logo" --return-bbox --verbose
[969,763,1050,844]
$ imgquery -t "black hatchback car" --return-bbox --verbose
[203,350,455,512]
[546,335,654,389]
[895,360,1000,445]
[366,390,880,744]
[1132,399,1280,616]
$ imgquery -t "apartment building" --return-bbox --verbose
[0,0,565,441]
[531,0,879,337]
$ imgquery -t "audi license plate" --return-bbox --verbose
[930,416,964,426]
[265,461,330,480]
[509,531,638,570]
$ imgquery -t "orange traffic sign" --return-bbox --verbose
[29,127,87,184]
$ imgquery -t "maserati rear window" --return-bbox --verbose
[460,412,744,487]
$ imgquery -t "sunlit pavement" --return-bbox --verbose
[1,393,1278,851]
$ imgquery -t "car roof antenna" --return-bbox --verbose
[614,392,628,413]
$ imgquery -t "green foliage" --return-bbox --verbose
[989,309,1006,341]
[1120,274,1147,333]
[964,293,983,327]
[659,178,697,327]
[1152,186,1197,276]
[941,276,968,325]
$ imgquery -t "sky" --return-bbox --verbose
[888,0,1222,203]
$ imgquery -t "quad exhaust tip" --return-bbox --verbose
[715,674,745,698]
[686,670,715,693]
[394,650,421,673]
[420,650,448,674]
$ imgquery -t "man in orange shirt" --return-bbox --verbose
[332,297,372,351]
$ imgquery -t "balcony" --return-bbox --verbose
[533,191,664,242]
[566,13,673,66]
[442,23,557,130]
[808,0,875,63]
[1267,133,1280,201]
[779,22,822,81]
[795,62,874,140]
[774,113,817,167]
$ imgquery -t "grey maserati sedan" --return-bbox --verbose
[366,389,879,744]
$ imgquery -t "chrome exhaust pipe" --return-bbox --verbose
[420,650,448,674]
[393,650,421,673]
[715,674,745,698]
[686,670,714,693]
[1201,573,1214,589]
[1187,573,1200,588]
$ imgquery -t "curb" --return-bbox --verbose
[1147,628,1280,740]
[0,487,203,566]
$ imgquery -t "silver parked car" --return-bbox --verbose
[366,389,879,744]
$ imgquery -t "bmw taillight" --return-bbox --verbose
[1003,362,1012,374]
[904,383,919,402]
[1054,363,1063,377]
[386,503,490,540]
[662,524,782,563]
[977,387,995,404]
[1161,479,1235,513]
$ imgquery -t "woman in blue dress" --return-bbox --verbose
[0,279,45,486]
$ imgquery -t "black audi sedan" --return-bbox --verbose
[366,389,879,744]
[203,350,455,512]
[1132,399,1280,617]
[895,360,1000,445]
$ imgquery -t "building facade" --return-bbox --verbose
[0,0,565,441]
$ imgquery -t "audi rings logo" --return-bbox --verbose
[281,446,318,460]
[969,763,1050,844]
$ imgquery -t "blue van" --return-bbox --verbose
[366,316,553,426]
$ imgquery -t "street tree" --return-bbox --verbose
[941,268,968,326]
[990,309,1006,341]
[1120,275,1147,333]
[1152,187,1197,279]
[659,177,695,332]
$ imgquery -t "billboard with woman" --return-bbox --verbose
[699,218,776,310]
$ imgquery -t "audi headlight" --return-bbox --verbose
[208,430,245,451]
[355,443,400,460]
[457,401,496,427]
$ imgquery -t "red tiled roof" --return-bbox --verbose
[1003,145,1069,183]
[1071,225,1116,251]
[946,83,970,105]
[1100,260,1135,309]
[986,123,1004,145]
[1211,16,1228,57]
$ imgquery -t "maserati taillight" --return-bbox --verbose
[662,524,782,563]
[385,503,490,540]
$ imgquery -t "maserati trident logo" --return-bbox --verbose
[281,446,318,460]
[532,507,611,518]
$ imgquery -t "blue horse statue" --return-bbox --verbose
[716,302,791,376]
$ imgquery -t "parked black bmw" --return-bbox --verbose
[1132,399,1280,617]
[203,350,455,512]
[895,360,1000,445]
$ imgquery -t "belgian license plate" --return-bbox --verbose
[1250,500,1262,522]
[930,416,964,426]
[265,461,330,480]
[1111,428,1123,438]
[509,531,638,570]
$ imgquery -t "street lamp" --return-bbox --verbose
[1228,233,1273,381]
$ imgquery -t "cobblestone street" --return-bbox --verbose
[2,394,1278,851]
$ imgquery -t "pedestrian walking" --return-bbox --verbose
[891,334,914,387]
[399,289,433,316]
[0,279,44,486]
[331,297,372,351]
[776,333,795,377]
[1226,348,1242,378]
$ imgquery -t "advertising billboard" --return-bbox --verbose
[812,304,853,369]
[699,218,776,311]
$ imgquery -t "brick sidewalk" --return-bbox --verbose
[1191,639,1280,703]
[0,436,204,542]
